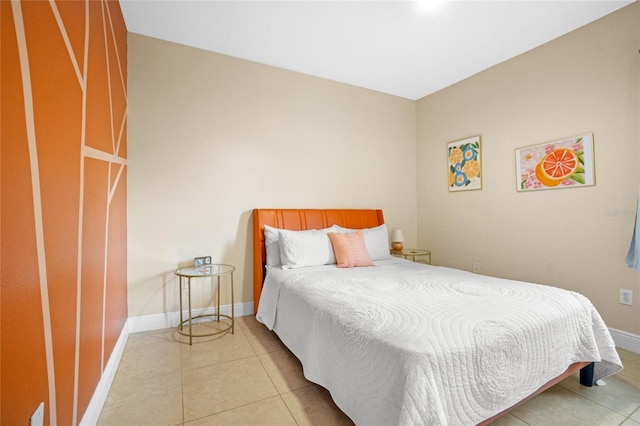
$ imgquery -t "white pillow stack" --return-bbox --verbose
[264,225,337,269]
[278,226,337,269]
[263,223,391,269]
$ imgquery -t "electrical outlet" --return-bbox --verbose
[30,402,44,426]
[472,262,481,273]
[620,289,633,306]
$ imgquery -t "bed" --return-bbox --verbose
[252,208,623,425]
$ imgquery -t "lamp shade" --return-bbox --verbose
[391,229,404,243]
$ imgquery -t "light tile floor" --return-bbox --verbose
[98,316,640,426]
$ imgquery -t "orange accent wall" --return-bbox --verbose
[1,1,128,425]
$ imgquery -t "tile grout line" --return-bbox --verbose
[253,346,303,424]
[625,406,640,425]
[249,320,304,425]
[558,381,635,421]
[179,322,285,424]
[508,412,532,425]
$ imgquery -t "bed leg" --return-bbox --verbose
[579,362,595,387]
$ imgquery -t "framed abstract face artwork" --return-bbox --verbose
[448,136,482,192]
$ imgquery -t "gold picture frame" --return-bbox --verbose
[448,136,482,192]
[515,133,595,192]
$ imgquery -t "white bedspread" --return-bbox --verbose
[256,259,623,425]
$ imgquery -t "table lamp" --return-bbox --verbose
[391,229,404,252]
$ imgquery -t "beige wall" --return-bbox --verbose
[127,34,417,317]
[417,4,640,334]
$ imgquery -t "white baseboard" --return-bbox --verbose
[127,301,254,333]
[79,319,130,426]
[609,327,640,354]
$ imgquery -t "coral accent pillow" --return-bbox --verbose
[333,224,392,261]
[328,231,375,268]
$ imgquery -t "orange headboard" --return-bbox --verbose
[252,208,385,314]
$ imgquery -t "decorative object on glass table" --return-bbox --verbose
[194,256,212,273]
[391,229,404,252]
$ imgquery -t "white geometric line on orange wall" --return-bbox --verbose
[72,1,92,424]
[100,0,117,155]
[109,163,126,204]
[83,146,127,165]
[115,107,127,157]
[49,0,85,89]
[104,0,127,98]
[101,162,112,377]
[12,1,59,424]
[100,1,123,381]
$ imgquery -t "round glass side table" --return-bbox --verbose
[175,264,235,345]
[392,248,431,264]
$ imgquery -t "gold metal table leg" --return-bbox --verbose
[179,276,183,330]
[230,272,234,334]
[217,275,220,323]
[187,276,193,345]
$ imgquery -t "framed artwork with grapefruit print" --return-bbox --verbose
[515,133,595,192]
[448,136,482,192]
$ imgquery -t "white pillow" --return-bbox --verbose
[334,224,392,261]
[263,224,283,268]
[278,226,337,269]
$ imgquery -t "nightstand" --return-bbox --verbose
[175,263,235,345]
[392,248,431,264]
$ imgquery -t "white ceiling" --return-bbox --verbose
[120,0,634,100]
